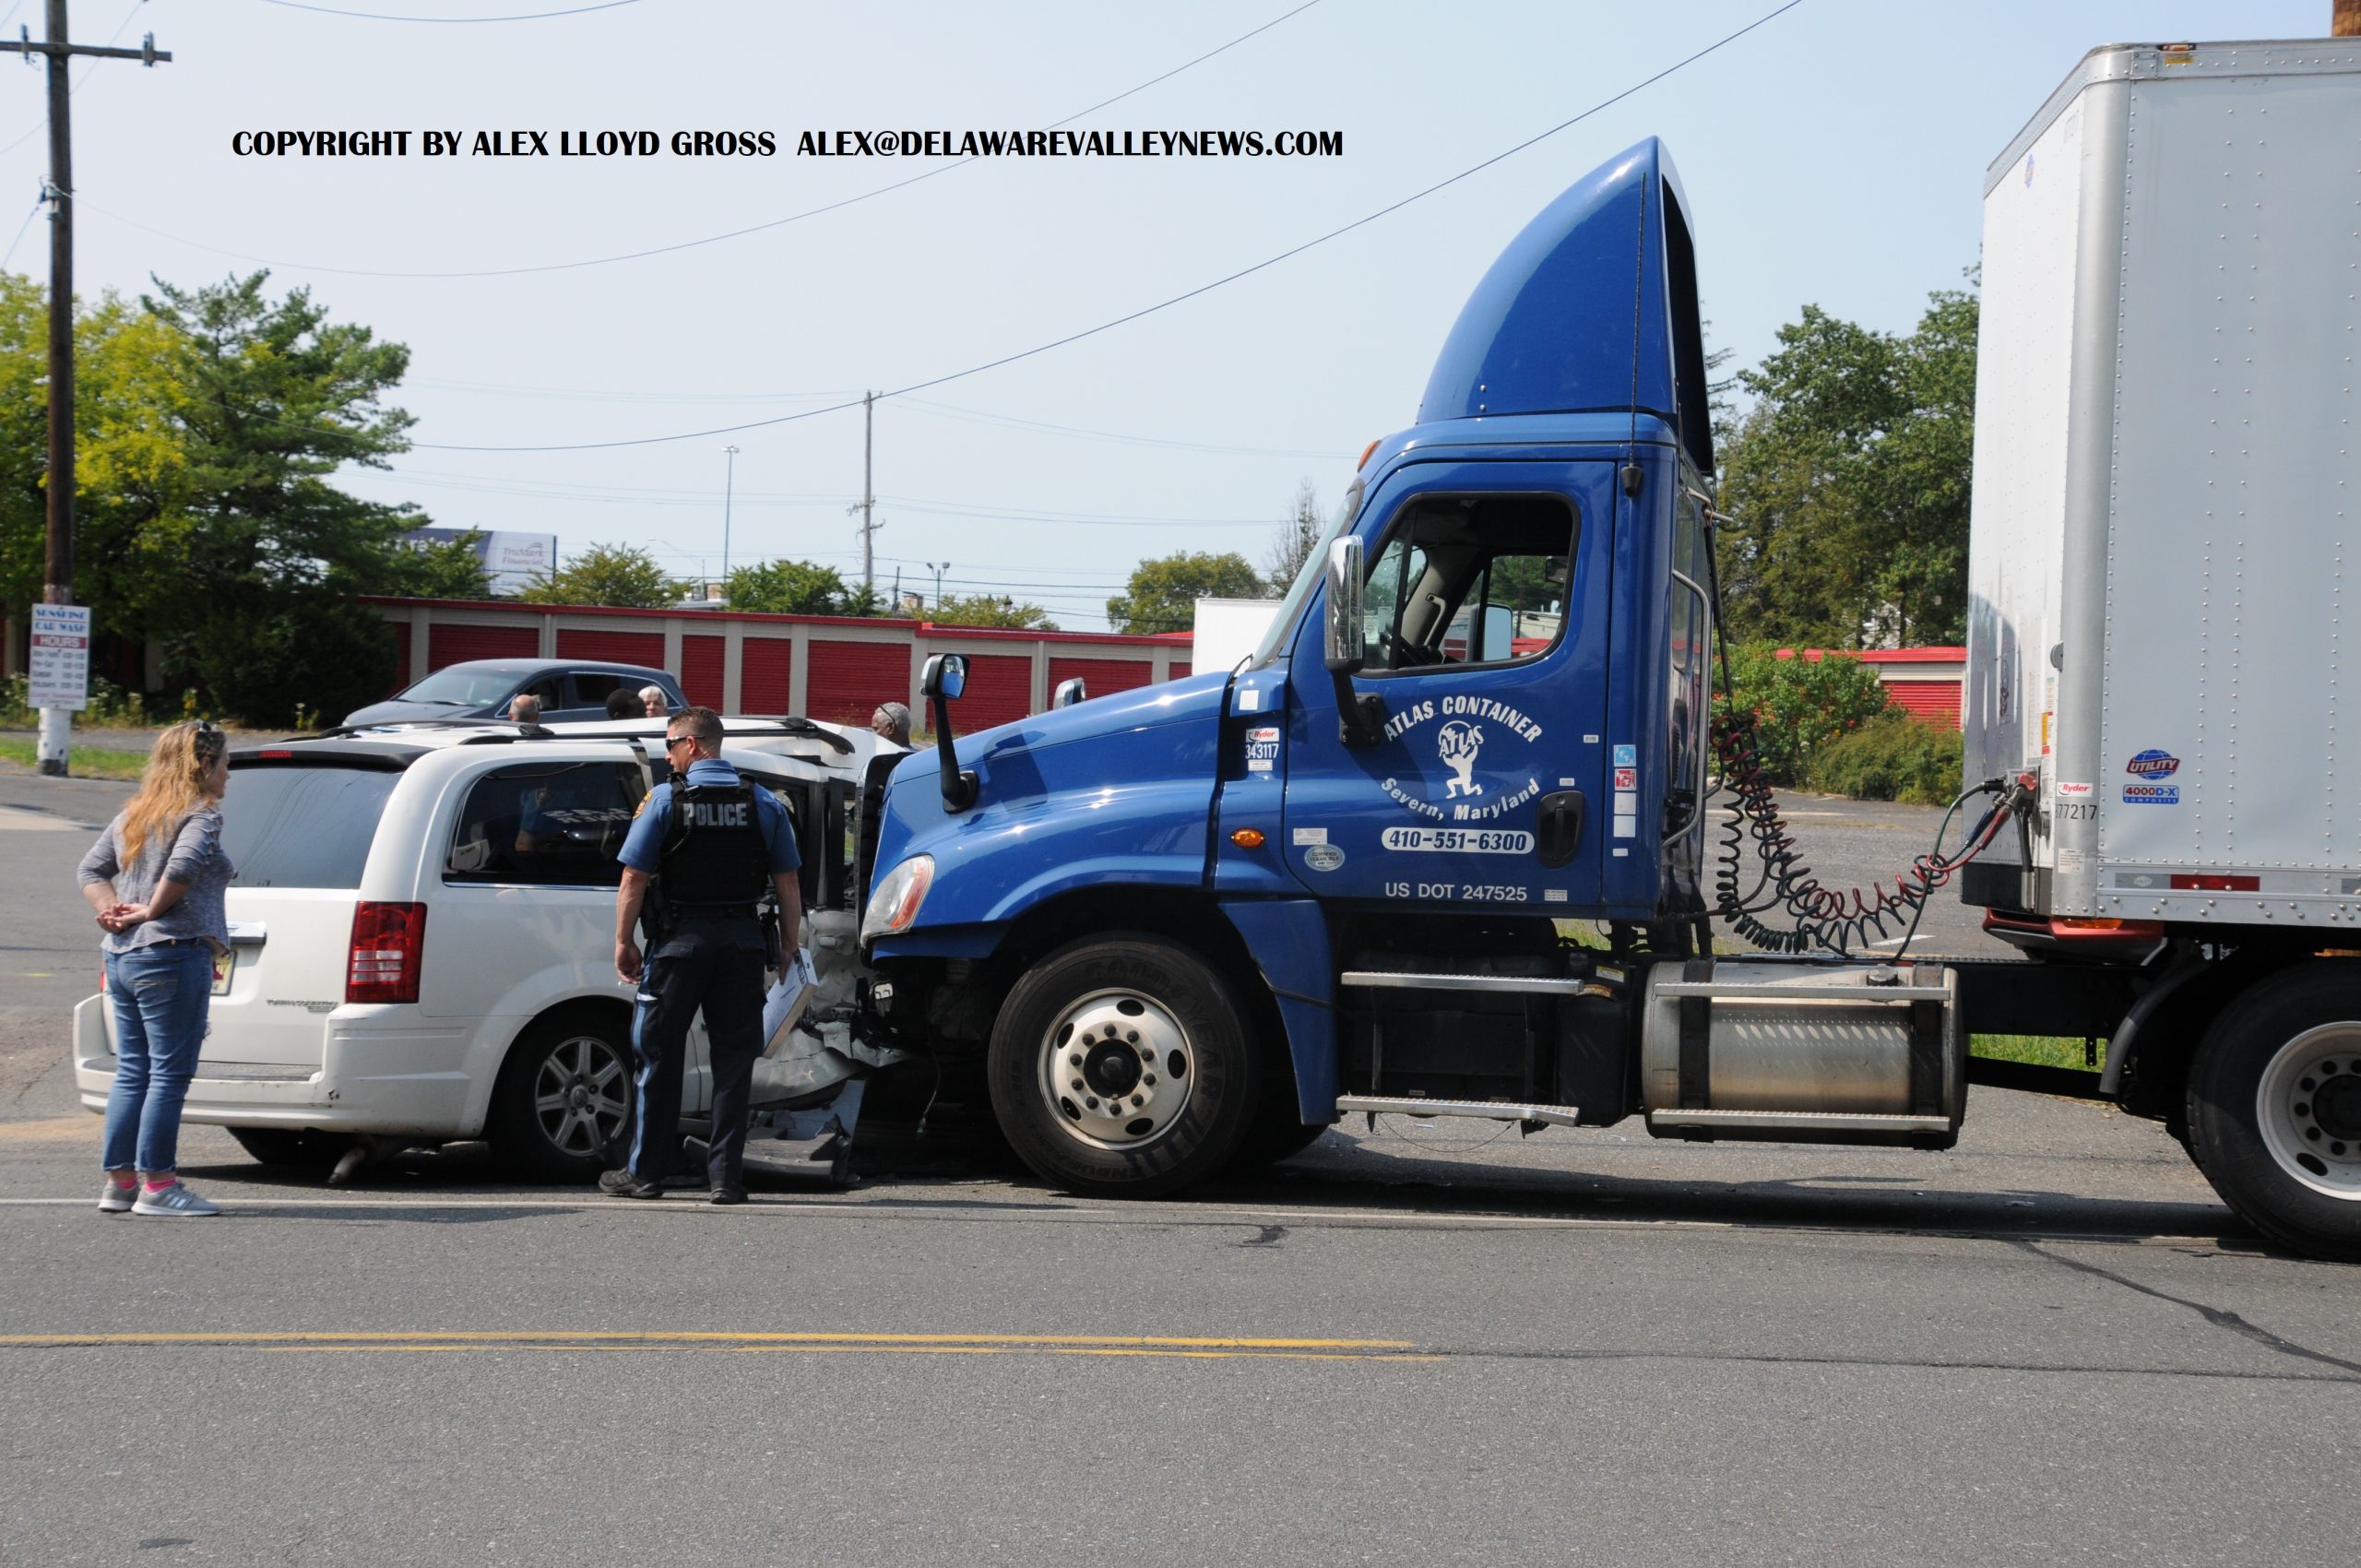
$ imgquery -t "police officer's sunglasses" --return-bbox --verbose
[663,733,694,753]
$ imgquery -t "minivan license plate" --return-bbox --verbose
[210,949,233,996]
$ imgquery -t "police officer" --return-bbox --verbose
[604,707,801,1204]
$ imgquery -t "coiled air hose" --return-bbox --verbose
[1691,493,2023,957]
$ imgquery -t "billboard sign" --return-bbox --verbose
[400,529,560,597]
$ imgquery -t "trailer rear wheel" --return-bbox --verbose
[987,934,1257,1197]
[2187,961,2361,1261]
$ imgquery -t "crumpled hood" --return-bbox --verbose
[870,670,1232,940]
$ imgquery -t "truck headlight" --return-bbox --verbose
[861,855,936,941]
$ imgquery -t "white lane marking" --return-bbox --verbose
[0,805,90,833]
[0,1195,2220,1246]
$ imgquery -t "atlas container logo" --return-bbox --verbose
[2126,748,2180,778]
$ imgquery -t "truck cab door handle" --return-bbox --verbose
[1536,790,1585,868]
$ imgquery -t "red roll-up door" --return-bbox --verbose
[1884,682,1963,728]
[805,639,907,725]
[741,636,792,715]
[556,628,665,668]
[387,621,411,695]
[1168,661,1192,681]
[427,622,536,671]
[957,653,1032,731]
[681,634,725,708]
[1047,656,1152,701]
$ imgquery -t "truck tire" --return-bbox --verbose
[490,1009,635,1182]
[2186,960,2361,1261]
[987,934,1258,1198]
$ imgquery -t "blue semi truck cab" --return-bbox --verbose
[855,139,1736,1195]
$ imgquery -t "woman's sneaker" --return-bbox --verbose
[131,1182,220,1218]
[98,1181,136,1215]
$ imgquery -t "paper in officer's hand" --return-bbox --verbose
[761,947,819,1057]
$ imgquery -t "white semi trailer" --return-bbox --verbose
[1959,38,2361,1256]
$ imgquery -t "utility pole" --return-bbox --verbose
[856,389,882,601]
[1,4,170,776]
[926,561,950,611]
[720,445,739,592]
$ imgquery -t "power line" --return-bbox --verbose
[81,0,1326,279]
[340,465,1278,528]
[255,0,640,19]
[0,187,42,268]
[395,379,1340,459]
[409,377,865,406]
[398,0,1805,454]
[897,397,1342,460]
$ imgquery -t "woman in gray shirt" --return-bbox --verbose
[77,720,233,1218]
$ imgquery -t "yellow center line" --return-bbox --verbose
[0,1329,1420,1354]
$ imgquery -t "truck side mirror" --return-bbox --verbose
[920,654,967,701]
[1051,677,1086,709]
[1323,537,1386,746]
[919,654,978,812]
[1323,538,1366,673]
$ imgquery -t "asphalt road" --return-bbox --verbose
[2,763,2351,1567]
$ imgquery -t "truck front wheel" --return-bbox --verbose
[2188,960,2361,1261]
[988,935,1258,1198]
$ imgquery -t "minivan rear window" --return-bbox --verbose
[220,767,401,889]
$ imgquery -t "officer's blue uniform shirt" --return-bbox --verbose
[618,756,800,877]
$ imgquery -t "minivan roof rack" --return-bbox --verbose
[293,714,855,754]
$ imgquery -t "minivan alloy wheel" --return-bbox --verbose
[533,1033,630,1158]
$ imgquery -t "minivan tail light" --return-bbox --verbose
[347,901,427,1004]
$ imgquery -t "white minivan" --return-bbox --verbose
[71,718,896,1180]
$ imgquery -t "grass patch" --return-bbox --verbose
[1974,1034,2101,1071]
[0,738,148,779]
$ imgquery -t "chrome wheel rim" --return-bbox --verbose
[534,1035,631,1158]
[1036,987,1193,1152]
[2257,1023,2361,1201]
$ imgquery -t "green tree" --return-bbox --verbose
[1106,550,1264,635]
[137,272,433,724]
[725,557,862,616]
[1264,478,1323,594]
[1716,642,1894,785]
[386,529,492,600]
[1714,279,1977,647]
[930,591,1058,631]
[517,541,676,608]
[0,276,189,638]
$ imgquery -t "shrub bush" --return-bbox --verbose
[1805,708,1964,803]
[0,672,150,729]
[165,598,397,728]
[1714,643,1895,784]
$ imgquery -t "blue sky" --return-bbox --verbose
[0,0,2329,629]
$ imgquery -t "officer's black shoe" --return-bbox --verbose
[708,1184,747,1206]
[599,1168,663,1200]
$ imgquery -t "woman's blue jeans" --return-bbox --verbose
[101,944,214,1174]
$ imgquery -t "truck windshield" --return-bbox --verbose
[1245,480,1362,671]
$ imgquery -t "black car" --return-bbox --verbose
[342,659,686,728]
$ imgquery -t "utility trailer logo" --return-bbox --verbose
[2126,749,2180,778]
